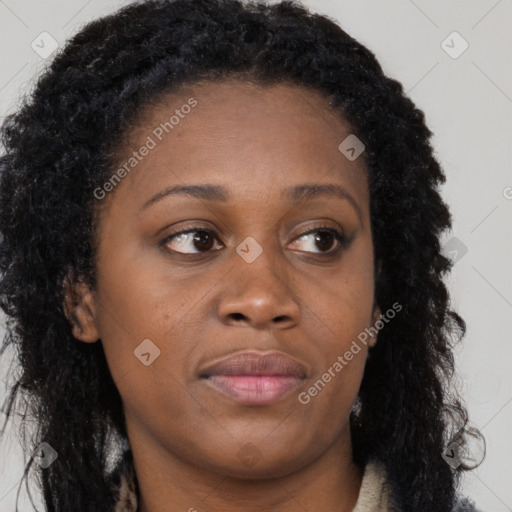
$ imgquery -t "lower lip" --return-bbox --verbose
[203,375,303,405]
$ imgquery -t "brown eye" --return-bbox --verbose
[162,228,222,254]
[289,227,346,254]
[313,230,336,252]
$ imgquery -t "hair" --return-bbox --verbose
[0,0,484,510]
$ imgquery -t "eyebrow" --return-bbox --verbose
[140,183,362,222]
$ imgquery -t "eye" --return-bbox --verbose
[161,227,223,254]
[160,223,348,257]
[289,225,347,255]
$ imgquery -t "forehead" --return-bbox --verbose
[104,79,369,216]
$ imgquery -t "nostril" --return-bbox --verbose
[230,313,246,321]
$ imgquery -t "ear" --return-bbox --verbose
[368,301,381,349]
[62,273,100,343]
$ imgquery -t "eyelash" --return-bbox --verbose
[159,223,348,258]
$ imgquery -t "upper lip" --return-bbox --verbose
[199,351,308,378]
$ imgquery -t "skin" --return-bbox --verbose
[64,80,381,512]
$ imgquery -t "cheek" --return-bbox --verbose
[95,238,195,342]
[93,260,200,431]
[93,243,224,398]
[294,248,375,405]
[296,291,371,437]
[300,247,376,351]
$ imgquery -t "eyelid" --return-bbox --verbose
[293,221,345,239]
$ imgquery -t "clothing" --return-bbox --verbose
[111,451,482,511]
[352,458,397,511]
[350,460,482,512]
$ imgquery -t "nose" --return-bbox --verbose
[217,247,301,330]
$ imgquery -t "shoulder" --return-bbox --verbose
[355,458,483,512]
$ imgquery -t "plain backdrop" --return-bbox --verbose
[0,0,511,510]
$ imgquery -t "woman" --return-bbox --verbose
[0,0,484,510]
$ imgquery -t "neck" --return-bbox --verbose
[132,423,363,512]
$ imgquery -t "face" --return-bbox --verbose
[67,80,380,480]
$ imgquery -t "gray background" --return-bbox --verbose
[1,0,511,510]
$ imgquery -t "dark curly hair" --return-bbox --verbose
[0,0,484,510]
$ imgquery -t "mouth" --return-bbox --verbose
[198,351,307,406]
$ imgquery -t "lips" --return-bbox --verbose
[199,351,307,405]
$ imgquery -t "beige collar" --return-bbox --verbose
[352,459,397,512]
